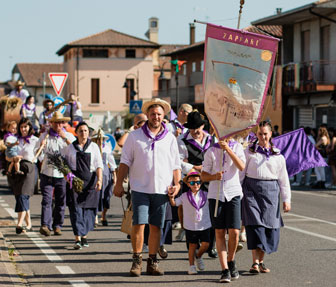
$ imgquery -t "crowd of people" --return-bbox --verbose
[1,89,296,283]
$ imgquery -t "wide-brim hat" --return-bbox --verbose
[91,129,108,140]
[43,99,54,109]
[183,170,201,184]
[47,111,70,122]
[184,111,206,129]
[141,98,171,115]
[15,80,25,87]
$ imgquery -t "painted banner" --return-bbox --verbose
[203,23,279,139]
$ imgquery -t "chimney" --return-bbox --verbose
[276,8,282,15]
[189,23,195,45]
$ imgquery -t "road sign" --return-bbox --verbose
[53,96,66,114]
[105,133,116,151]
[48,73,68,96]
[129,100,143,114]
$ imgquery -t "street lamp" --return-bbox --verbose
[122,70,139,100]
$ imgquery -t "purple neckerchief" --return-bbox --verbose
[256,145,271,160]
[19,135,32,144]
[173,120,184,130]
[49,128,66,138]
[184,131,212,153]
[141,121,169,150]
[66,172,75,189]
[213,140,237,166]
[23,104,36,112]
[4,132,16,142]
[187,189,207,222]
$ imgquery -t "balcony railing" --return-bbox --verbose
[283,60,336,94]
[152,87,195,107]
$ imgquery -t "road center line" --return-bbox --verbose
[285,226,336,242]
[284,212,336,226]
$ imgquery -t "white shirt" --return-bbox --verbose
[202,143,246,202]
[102,143,117,170]
[64,141,104,172]
[175,192,211,231]
[167,120,188,136]
[178,131,216,175]
[241,148,291,203]
[9,89,29,102]
[17,136,39,162]
[120,125,181,195]
[38,131,76,178]
[22,104,36,118]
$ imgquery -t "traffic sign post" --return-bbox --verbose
[129,100,143,114]
[48,73,68,96]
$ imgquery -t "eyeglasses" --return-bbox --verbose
[188,181,201,186]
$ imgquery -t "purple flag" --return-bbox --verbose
[272,128,327,177]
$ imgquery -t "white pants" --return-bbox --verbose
[315,166,326,182]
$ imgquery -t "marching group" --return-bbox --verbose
[1,86,292,283]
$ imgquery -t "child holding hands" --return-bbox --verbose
[169,170,211,275]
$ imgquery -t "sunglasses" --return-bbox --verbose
[188,181,201,186]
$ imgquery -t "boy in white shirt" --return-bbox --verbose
[169,171,211,275]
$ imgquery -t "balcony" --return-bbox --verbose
[283,60,336,94]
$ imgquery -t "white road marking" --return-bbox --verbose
[0,199,5,202]
[291,190,335,198]
[285,226,336,242]
[69,280,90,287]
[1,203,9,207]
[284,212,336,226]
[5,208,17,219]
[56,266,75,274]
[284,219,312,222]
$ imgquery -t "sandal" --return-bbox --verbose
[249,263,260,274]
[259,262,270,273]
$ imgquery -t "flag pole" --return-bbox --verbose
[237,0,245,29]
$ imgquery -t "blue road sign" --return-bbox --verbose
[105,133,116,151]
[53,96,66,114]
[129,100,143,114]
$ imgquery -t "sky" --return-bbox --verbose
[0,0,316,82]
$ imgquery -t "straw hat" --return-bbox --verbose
[141,98,171,115]
[48,111,70,122]
[91,128,108,140]
[183,170,201,184]
[15,80,25,87]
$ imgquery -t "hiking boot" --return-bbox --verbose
[228,260,239,280]
[39,225,51,236]
[146,257,164,276]
[130,254,142,277]
[53,227,62,236]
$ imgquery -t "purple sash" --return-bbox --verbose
[183,131,212,153]
[141,121,169,150]
[187,189,207,222]
[213,140,237,166]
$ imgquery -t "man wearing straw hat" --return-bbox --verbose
[9,80,29,102]
[37,111,76,236]
[113,98,181,277]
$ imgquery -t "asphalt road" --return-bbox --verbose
[0,180,335,287]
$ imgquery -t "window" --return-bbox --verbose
[151,20,157,28]
[192,62,196,72]
[301,30,310,62]
[83,49,108,58]
[125,79,135,103]
[320,26,330,60]
[126,49,136,58]
[91,78,100,103]
[201,60,204,72]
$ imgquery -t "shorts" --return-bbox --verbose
[15,195,30,212]
[208,196,241,230]
[131,191,168,228]
[185,228,210,244]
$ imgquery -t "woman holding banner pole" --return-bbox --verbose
[241,121,291,274]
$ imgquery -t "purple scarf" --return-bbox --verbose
[184,131,212,153]
[49,128,66,138]
[213,140,237,166]
[19,135,32,144]
[187,189,207,222]
[141,121,169,150]
[256,145,271,160]
[23,103,36,112]
[174,120,184,131]
[4,132,16,142]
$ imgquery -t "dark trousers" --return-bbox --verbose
[40,174,66,230]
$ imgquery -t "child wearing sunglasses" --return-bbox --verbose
[168,170,211,275]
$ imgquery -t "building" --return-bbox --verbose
[253,0,336,130]
[56,27,159,129]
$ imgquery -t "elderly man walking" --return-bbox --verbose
[113,98,181,277]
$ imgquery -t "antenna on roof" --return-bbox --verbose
[237,0,245,29]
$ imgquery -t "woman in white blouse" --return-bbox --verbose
[241,121,291,274]
[8,118,39,234]
[63,122,103,250]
